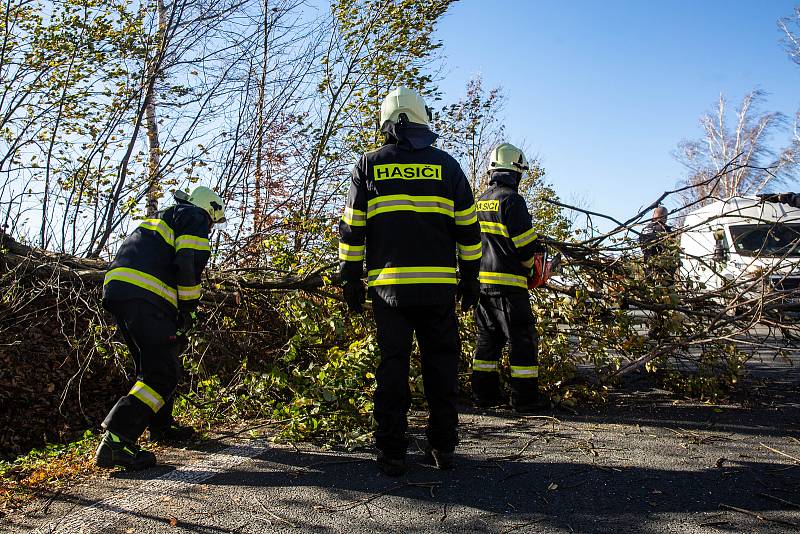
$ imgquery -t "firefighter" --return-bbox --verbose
[472,143,545,413]
[339,87,482,476]
[95,186,225,470]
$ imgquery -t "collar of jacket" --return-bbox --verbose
[489,170,521,190]
[381,121,438,150]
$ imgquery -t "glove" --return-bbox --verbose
[342,280,366,313]
[457,277,480,311]
[757,193,780,203]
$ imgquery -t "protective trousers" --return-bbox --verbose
[372,301,460,459]
[102,299,182,442]
[472,293,539,408]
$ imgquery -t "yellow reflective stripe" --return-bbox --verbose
[175,234,210,252]
[339,242,365,261]
[454,204,477,226]
[366,195,454,218]
[510,365,539,378]
[367,266,457,286]
[479,271,528,289]
[472,359,498,372]
[178,283,202,300]
[139,219,175,247]
[457,242,482,261]
[343,207,366,227]
[129,380,165,412]
[512,228,538,249]
[104,267,178,307]
[480,221,509,237]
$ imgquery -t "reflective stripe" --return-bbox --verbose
[104,267,178,307]
[139,219,175,247]
[479,220,509,237]
[472,359,498,372]
[512,228,538,249]
[454,204,477,226]
[510,365,539,378]
[457,242,482,261]
[129,380,165,412]
[367,266,457,286]
[343,207,366,227]
[339,242,365,261]
[175,234,210,252]
[366,195,454,218]
[178,283,202,301]
[479,270,528,289]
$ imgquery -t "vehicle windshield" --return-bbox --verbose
[728,223,800,258]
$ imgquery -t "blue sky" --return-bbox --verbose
[434,0,800,222]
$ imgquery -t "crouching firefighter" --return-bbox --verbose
[95,186,226,470]
[339,87,482,476]
[472,143,545,413]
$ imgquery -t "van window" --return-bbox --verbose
[729,223,800,257]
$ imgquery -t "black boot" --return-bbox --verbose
[511,396,549,414]
[376,450,406,477]
[147,423,196,443]
[95,431,156,471]
[472,392,508,409]
[422,445,454,470]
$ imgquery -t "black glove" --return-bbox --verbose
[757,193,780,203]
[342,280,366,313]
[457,277,480,311]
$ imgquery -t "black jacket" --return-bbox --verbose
[638,221,674,262]
[476,171,543,296]
[338,128,481,307]
[103,203,212,314]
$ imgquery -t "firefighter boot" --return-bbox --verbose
[95,431,156,471]
[147,423,196,443]
[376,451,406,477]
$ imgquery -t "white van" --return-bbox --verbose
[679,197,800,304]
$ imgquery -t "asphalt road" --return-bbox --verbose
[3,374,799,534]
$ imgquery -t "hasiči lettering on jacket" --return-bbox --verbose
[477,200,499,212]
[373,164,442,181]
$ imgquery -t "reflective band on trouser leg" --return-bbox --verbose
[339,242,365,261]
[366,195,454,218]
[457,242,482,261]
[512,228,538,248]
[479,221,509,237]
[510,366,539,378]
[343,207,366,227]
[175,234,211,252]
[129,380,165,413]
[472,359,498,372]
[104,267,178,308]
[178,283,202,301]
[478,271,528,289]
[139,219,175,247]
[367,266,458,286]
[455,204,477,226]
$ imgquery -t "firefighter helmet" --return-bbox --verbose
[488,143,529,173]
[380,87,432,127]
[187,186,226,224]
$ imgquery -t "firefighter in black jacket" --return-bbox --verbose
[95,186,226,470]
[339,87,482,476]
[472,143,545,413]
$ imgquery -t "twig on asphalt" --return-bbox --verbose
[759,442,800,464]
[757,492,800,509]
[720,503,800,530]
[317,481,442,512]
[253,496,297,528]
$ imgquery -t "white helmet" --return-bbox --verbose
[488,143,529,174]
[187,186,226,223]
[380,87,432,127]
